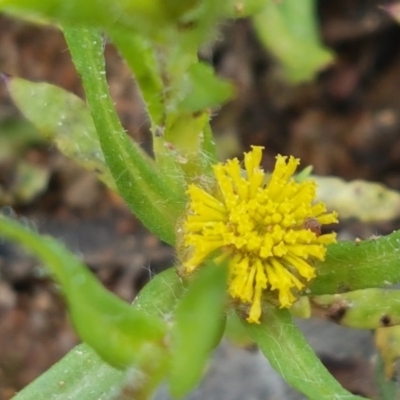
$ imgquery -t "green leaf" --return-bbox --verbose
[311,231,400,295]
[63,26,186,245]
[108,29,191,192]
[108,29,165,129]
[169,262,228,398]
[133,267,186,315]
[12,345,125,400]
[253,0,333,82]
[0,216,167,369]
[224,311,254,348]
[244,307,367,400]
[13,268,185,400]
[155,61,233,181]
[178,62,234,113]
[109,32,229,182]
[5,76,115,189]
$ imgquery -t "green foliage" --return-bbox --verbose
[64,26,187,245]
[13,268,184,400]
[1,0,400,399]
[253,0,333,82]
[311,231,400,295]
[13,345,125,400]
[107,29,164,127]
[6,76,116,189]
[170,262,228,397]
[2,227,230,400]
[0,216,168,369]
[244,307,365,400]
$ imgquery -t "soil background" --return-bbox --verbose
[1,2,400,399]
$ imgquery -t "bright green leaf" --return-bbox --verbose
[0,216,167,369]
[133,267,185,315]
[169,262,228,398]
[108,28,165,129]
[13,267,185,400]
[179,62,234,113]
[12,344,125,400]
[311,231,400,295]
[244,307,366,400]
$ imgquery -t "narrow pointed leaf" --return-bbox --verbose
[169,262,228,398]
[107,29,164,128]
[0,216,167,369]
[108,29,191,193]
[244,307,366,400]
[13,267,185,400]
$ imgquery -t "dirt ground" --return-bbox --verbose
[1,1,400,399]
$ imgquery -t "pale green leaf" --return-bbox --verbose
[6,76,115,189]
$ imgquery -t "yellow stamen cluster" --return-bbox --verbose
[182,146,338,323]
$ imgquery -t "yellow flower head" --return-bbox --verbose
[181,146,338,323]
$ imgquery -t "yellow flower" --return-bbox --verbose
[181,146,338,323]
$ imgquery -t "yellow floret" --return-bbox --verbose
[182,146,338,323]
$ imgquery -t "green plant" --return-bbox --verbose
[0,1,399,399]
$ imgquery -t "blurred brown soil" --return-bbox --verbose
[1,1,400,398]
